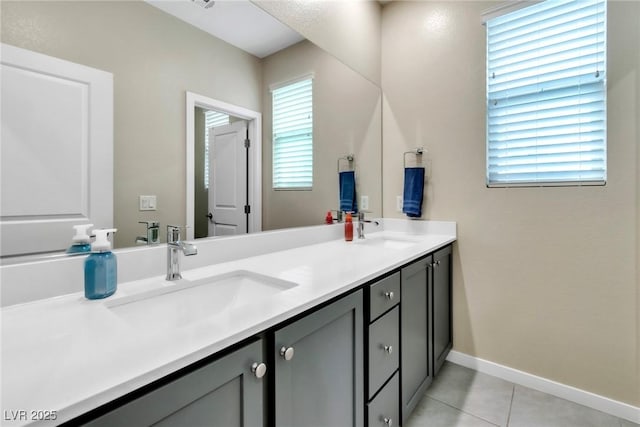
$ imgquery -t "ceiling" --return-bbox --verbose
[145,0,304,58]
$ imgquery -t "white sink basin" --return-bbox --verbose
[354,233,421,250]
[107,270,297,329]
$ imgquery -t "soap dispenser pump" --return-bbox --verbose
[66,224,94,254]
[84,228,118,300]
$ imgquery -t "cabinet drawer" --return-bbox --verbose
[367,371,399,427]
[368,306,399,398]
[369,272,400,322]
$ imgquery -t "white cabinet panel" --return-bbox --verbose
[1,44,113,256]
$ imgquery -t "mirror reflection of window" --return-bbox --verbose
[272,77,314,190]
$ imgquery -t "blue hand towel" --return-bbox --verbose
[339,171,358,213]
[402,167,425,218]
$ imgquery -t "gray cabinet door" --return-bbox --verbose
[84,340,265,427]
[433,245,452,376]
[274,290,364,427]
[400,257,432,424]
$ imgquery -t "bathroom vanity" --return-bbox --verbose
[1,219,455,426]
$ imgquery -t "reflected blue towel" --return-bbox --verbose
[403,167,425,218]
[339,171,358,213]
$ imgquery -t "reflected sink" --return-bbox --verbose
[107,270,297,329]
[354,234,421,250]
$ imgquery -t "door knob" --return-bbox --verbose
[206,212,213,222]
[280,346,295,361]
[383,345,393,354]
[383,416,393,426]
[251,362,267,378]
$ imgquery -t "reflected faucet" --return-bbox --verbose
[166,225,198,281]
[136,221,159,245]
[331,209,344,223]
[357,212,380,239]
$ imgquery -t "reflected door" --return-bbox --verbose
[208,121,248,236]
[0,44,113,257]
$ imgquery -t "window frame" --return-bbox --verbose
[484,0,607,188]
[271,74,314,191]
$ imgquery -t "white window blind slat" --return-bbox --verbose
[490,1,602,41]
[486,0,606,186]
[489,0,598,33]
[272,78,313,189]
[490,36,604,72]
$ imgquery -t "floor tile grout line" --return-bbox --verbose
[424,395,502,427]
[506,384,515,427]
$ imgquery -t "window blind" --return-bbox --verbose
[486,0,606,186]
[272,78,313,190]
[204,110,230,189]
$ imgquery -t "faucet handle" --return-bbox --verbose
[357,210,374,221]
[167,225,189,243]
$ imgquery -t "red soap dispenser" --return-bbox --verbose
[344,213,353,241]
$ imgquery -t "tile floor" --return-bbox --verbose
[405,362,638,427]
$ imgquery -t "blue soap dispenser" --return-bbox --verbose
[66,224,93,254]
[84,228,118,300]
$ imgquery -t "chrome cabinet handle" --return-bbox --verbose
[251,362,267,378]
[280,346,295,361]
[383,291,394,300]
[433,260,441,268]
[383,416,393,426]
[383,345,393,354]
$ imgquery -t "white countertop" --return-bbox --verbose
[1,220,455,426]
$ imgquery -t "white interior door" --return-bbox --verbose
[207,121,248,236]
[0,44,113,257]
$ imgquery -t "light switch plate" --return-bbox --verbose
[360,195,369,211]
[139,195,157,211]
[396,196,403,212]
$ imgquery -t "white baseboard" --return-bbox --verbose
[446,350,640,424]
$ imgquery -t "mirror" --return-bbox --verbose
[0,0,381,255]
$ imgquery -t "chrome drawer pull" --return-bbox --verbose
[383,291,394,300]
[251,362,267,378]
[280,346,295,361]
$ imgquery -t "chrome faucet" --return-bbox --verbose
[166,225,198,281]
[357,211,380,239]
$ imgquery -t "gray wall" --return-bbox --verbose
[194,107,208,239]
[261,40,382,230]
[253,0,382,86]
[381,0,639,406]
